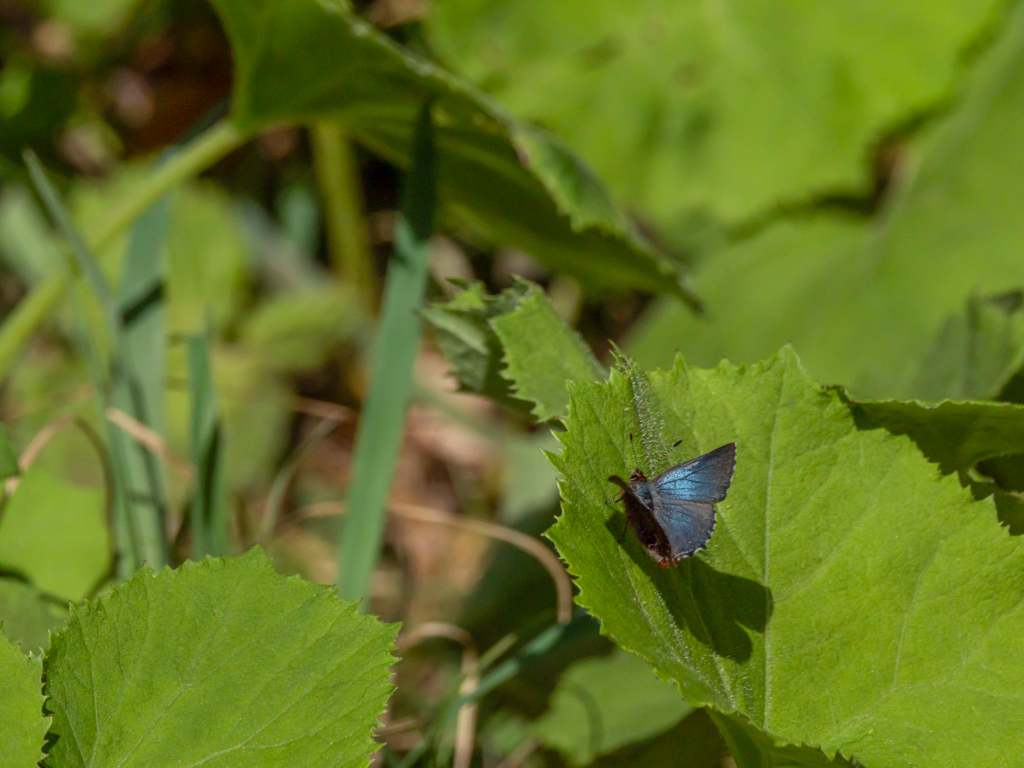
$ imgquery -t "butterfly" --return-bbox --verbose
[608,442,736,567]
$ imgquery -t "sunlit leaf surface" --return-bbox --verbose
[628,4,1024,398]
[44,548,397,768]
[547,348,1024,766]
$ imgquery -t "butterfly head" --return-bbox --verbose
[608,471,653,506]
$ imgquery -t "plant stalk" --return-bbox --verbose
[311,120,376,306]
[335,102,435,606]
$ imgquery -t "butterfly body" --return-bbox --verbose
[609,443,736,567]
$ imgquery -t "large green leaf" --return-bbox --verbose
[628,1,1024,398]
[0,466,110,601]
[206,0,688,298]
[546,348,1024,766]
[44,548,397,768]
[425,0,1001,224]
[0,633,47,767]
[532,649,693,765]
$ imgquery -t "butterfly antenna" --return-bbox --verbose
[672,439,682,448]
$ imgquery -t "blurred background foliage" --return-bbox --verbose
[0,0,1023,765]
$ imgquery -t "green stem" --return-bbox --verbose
[93,120,245,253]
[0,119,245,380]
[336,103,435,606]
[311,121,376,305]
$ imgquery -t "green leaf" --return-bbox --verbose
[546,347,1024,766]
[237,284,363,373]
[206,0,688,298]
[423,278,603,419]
[44,548,397,768]
[991,489,1024,534]
[628,2,1024,398]
[425,0,1001,224]
[908,291,1024,401]
[166,185,248,336]
[492,281,604,421]
[421,280,532,408]
[0,632,47,767]
[0,578,67,654]
[850,397,1024,476]
[0,465,110,601]
[532,649,693,765]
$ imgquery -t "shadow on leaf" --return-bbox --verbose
[607,510,772,663]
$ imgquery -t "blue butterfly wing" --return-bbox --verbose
[651,498,717,559]
[652,443,736,503]
[649,443,735,560]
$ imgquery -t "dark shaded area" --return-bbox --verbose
[458,507,614,718]
[968,471,1024,536]
[711,708,863,768]
[978,453,1024,492]
[0,67,77,172]
[592,708,726,768]
[608,508,771,663]
[994,491,1024,535]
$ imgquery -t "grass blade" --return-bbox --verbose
[0,120,243,381]
[23,151,167,573]
[187,332,228,558]
[256,415,343,544]
[336,101,436,605]
[112,195,171,566]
